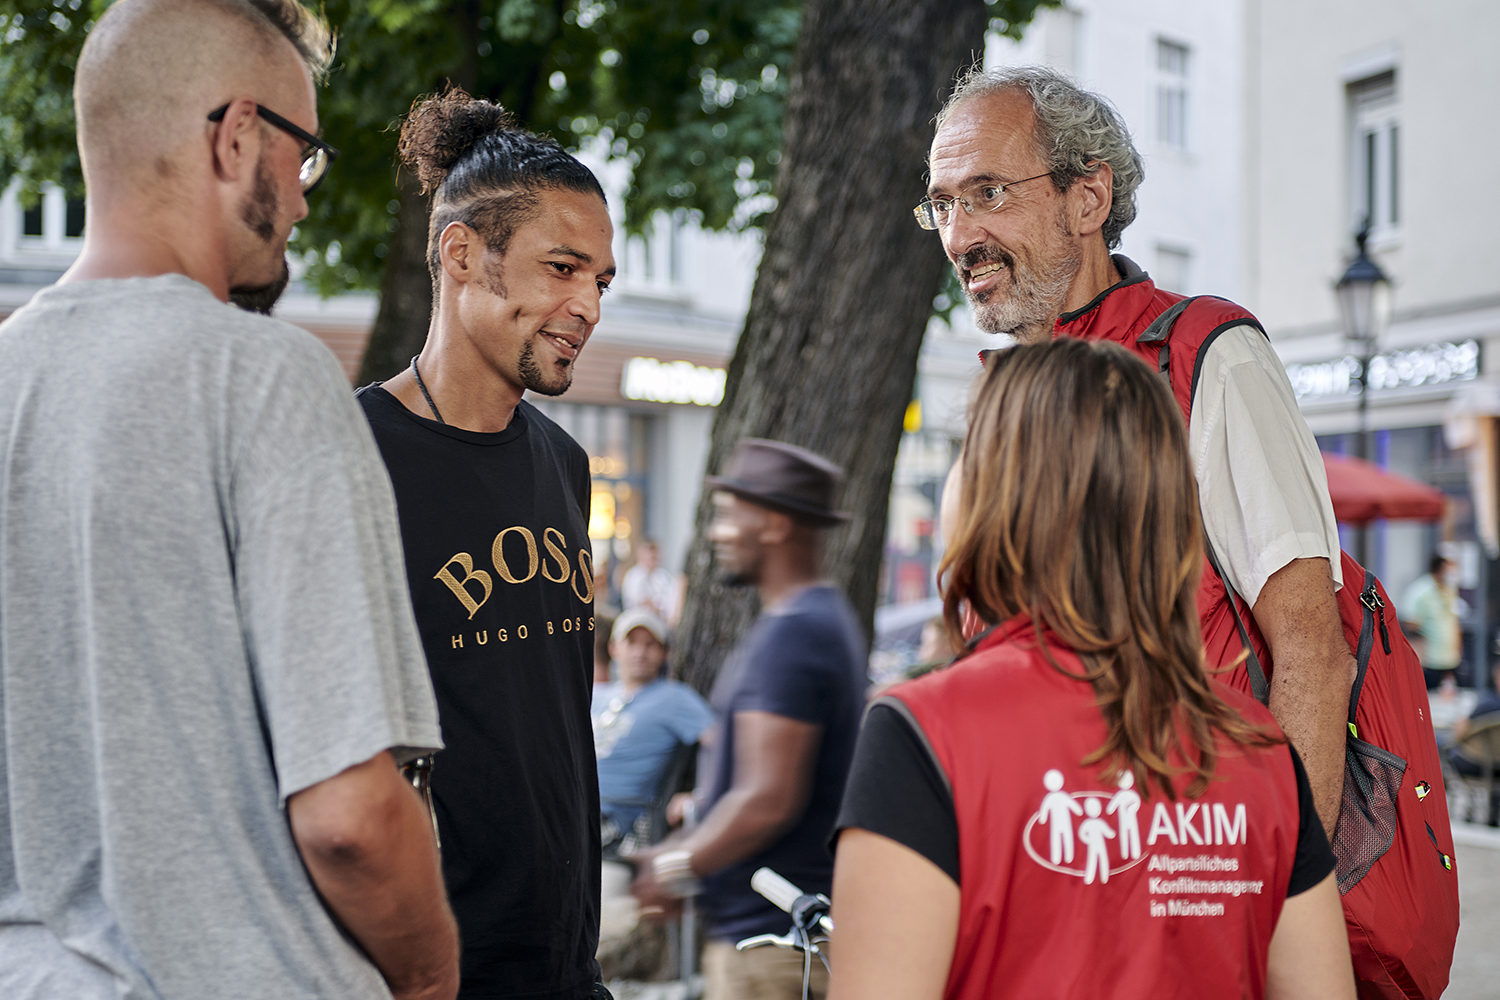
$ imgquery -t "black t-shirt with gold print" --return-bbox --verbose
[358,385,600,1000]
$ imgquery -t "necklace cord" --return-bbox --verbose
[410,355,445,424]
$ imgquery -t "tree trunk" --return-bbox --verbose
[356,170,435,385]
[673,0,990,694]
[356,4,485,386]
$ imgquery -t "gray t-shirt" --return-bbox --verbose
[0,275,442,999]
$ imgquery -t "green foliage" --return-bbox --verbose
[0,0,109,205]
[0,0,1056,294]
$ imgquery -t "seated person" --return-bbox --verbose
[1449,661,1500,826]
[593,609,714,850]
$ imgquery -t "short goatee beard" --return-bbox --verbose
[718,569,753,588]
[518,339,575,397]
[959,219,1082,342]
[230,257,291,315]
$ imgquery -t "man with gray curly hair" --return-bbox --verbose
[924,66,1356,847]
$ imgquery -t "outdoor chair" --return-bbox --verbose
[1446,712,1500,827]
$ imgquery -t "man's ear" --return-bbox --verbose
[1071,162,1115,239]
[438,221,480,285]
[758,509,795,546]
[210,97,262,185]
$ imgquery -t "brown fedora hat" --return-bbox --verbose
[706,438,849,527]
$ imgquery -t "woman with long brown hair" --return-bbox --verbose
[827,339,1351,999]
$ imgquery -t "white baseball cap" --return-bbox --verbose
[611,607,670,646]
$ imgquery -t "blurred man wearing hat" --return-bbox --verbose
[631,439,867,1000]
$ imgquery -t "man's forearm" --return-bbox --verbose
[290,754,460,1000]
[1268,647,1355,834]
[1252,558,1356,835]
[679,786,796,876]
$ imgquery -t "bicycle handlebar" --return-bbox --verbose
[751,867,803,914]
[750,867,834,936]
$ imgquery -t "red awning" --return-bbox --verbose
[1321,452,1447,525]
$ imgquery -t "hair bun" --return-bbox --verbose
[398,86,514,194]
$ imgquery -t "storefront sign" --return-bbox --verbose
[1285,340,1480,399]
[621,356,727,406]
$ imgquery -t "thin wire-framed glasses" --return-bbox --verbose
[207,103,340,193]
[912,172,1053,231]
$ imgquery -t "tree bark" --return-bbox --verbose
[673,0,990,694]
[356,170,435,385]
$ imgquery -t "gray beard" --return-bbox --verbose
[968,244,1082,341]
[963,212,1084,341]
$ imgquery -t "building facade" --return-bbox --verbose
[1244,0,1500,680]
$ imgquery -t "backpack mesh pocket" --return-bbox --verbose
[1332,736,1406,894]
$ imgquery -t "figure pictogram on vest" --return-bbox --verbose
[1023,769,1148,883]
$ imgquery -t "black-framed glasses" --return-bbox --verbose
[913,172,1053,231]
[207,103,339,193]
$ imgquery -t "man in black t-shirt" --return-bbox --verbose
[357,91,617,1000]
[631,440,866,1000]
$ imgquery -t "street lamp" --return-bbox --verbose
[1335,222,1393,564]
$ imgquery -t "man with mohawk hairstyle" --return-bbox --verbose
[0,1,458,998]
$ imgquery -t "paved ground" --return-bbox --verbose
[1445,822,1500,1000]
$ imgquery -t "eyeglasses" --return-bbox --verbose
[913,172,1053,231]
[207,103,339,193]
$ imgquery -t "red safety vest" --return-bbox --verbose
[889,617,1300,1000]
[1052,269,1273,689]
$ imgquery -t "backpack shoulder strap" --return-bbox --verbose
[1138,294,1273,705]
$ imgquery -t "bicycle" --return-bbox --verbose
[734,867,833,1000]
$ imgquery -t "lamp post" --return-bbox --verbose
[1335,222,1393,566]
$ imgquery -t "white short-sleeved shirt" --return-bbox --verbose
[1189,324,1343,607]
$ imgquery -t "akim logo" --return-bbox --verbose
[1022,769,1147,885]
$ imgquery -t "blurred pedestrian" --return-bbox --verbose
[356,87,616,1000]
[594,609,713,851]
[1400,553,1464,691]
[621,538,682,623]
[924,65,1354,838]
[0,2,458,997]
[829,339,1350,1000]
[593,610,712,952]
[631,440,867,1000]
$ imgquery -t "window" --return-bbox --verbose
[22,199,43,238]
[7,181,86,252]
[1156,38,1190,150]
[65,197,85,238]
[1349,71,1399,237]
[1154,244,1192,293]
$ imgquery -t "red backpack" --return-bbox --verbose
[1136,296,1460,999]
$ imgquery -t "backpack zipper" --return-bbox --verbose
[1360,584,1391,655]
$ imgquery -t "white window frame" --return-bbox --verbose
[1348,71,1400,244]
[2,181,85,261]
[1155,37,1191,152]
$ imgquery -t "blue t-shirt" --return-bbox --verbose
[592,679,714,832]
[699,584,867,940]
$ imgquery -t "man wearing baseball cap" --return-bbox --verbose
[593,609,714,850]
[631,439,867,1000]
